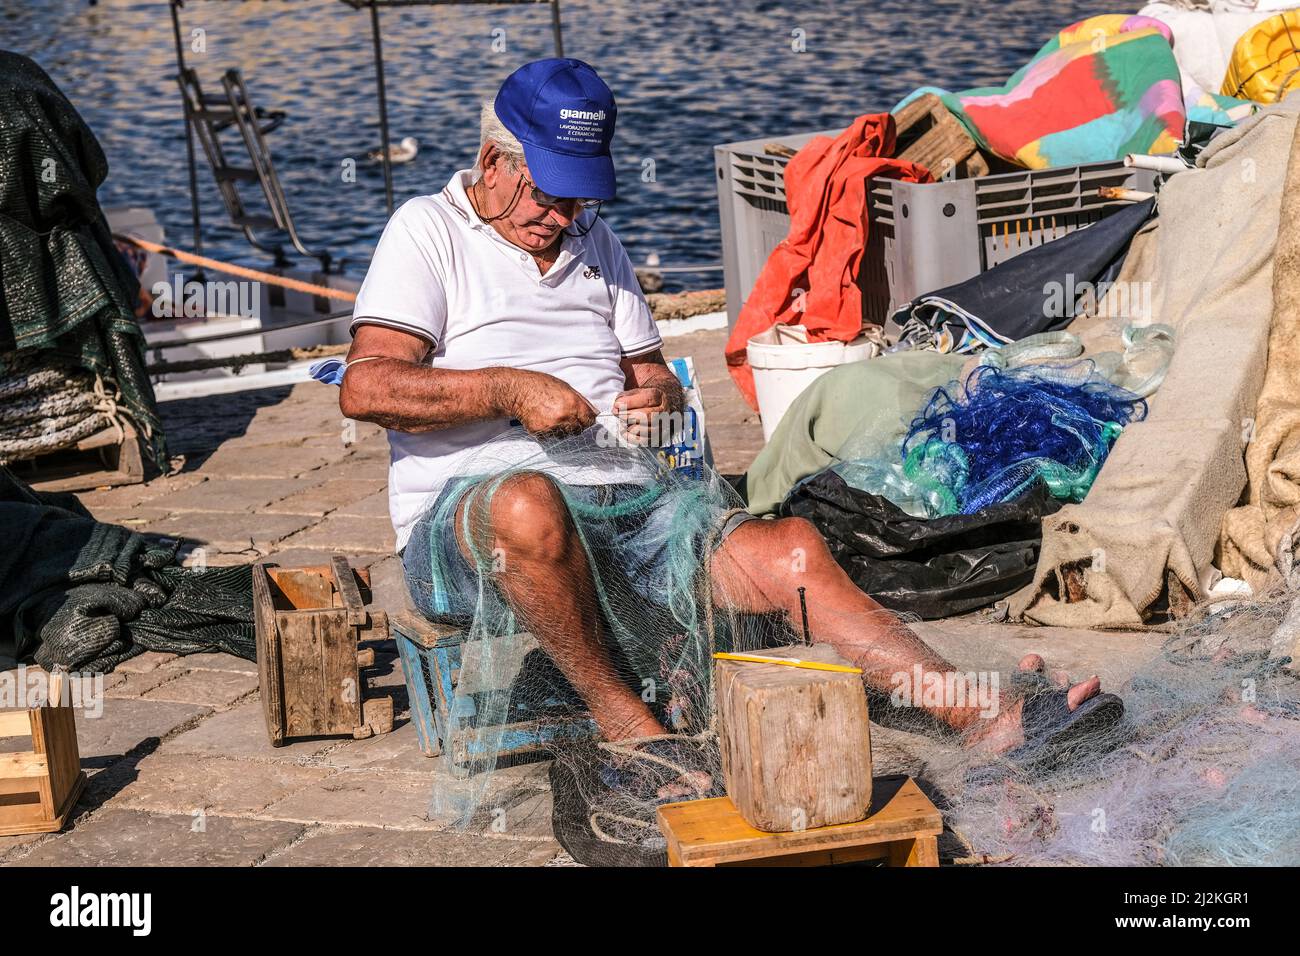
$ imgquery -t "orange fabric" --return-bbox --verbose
[725,114,931,408]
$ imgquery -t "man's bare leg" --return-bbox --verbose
[455,472,667,742]
[709,516,1102,751]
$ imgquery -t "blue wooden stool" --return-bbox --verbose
[392,610,598,777]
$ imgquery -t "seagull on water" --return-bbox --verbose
[368,136,419,164]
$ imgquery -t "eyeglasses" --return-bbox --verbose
[518,172,602,210]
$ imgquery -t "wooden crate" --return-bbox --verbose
[0,671,87,837]
[392,610,597,776]
[13,421,148,493]
[657,775,941,867]
[894,92,989,180]
[253,555,394,746]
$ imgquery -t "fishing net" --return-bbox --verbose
[834,361,1147,518]
[401,425,818,859]
[922,592,1300,866]
[402,424,1300,867]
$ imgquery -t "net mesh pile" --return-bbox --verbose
[835,361,1146,518]
[403,426,1300,866]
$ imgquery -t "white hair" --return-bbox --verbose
[476,101,524,178]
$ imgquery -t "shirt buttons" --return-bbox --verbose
[520,253,527,261]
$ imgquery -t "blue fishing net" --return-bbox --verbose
[836,361,1147,518]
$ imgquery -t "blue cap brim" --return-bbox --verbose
[521,140,616,201]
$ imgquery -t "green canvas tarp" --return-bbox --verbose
[0,51,167,469]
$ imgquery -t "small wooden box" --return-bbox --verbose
[0,672,87,837]
[253,555,394,746]
[657,775,940,867]
[717,644,873,832]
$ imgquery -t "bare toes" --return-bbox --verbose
[1018,653,1046,674]
[1067,676,1101,710]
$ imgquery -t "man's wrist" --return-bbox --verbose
[488,367,526,419]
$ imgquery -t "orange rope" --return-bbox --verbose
[112,233,358,303]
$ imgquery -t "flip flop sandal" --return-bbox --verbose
[1007,682,1127,775]
[966,675,1126,787]
[549,735,722,867]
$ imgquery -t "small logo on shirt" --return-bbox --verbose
[583,265,602,280]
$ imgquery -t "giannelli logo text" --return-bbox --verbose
[50,887,151,936]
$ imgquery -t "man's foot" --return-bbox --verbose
[963,653,1105,755]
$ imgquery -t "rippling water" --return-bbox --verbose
[4,0,1112,286]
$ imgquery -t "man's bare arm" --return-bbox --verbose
[339,324,595,435]
[618,349,685,415]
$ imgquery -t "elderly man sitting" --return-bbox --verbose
[339,58,1119,775]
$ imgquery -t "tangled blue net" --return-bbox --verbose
[897,361,1147,516]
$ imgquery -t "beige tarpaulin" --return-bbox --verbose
[1009,105,1298,628]
[1219,113,1300,593]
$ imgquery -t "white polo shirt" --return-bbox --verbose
[350,169,663,551]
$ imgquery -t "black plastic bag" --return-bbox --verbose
[780,470,1061,619]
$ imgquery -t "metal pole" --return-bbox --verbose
[551,0,564,57]
[170,0,205,275]
[369,1,395,217]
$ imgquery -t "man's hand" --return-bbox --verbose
[612,386,672,446]
[509,370,598,438]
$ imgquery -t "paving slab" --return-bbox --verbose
[276,514,395,554]
[332,489,391,518]
[260,769,444,830]
[76,506,172,527]
[74,471,207,512]
[198,442,338,479]
[115,651,179,673]
[912,616,1165,691]
[257,546,347,569]
[113,754,333,815]
[164,652,257,674]
[264,477,387,516]
[321,452,390,481]
[140,668,259,709]
[149,476,326,513]
[7,809,304,867]
[263,825,560,866]
[74,697,213,764]
[159,701,341,763]
[105,668,183,699]
[314,721,448,773]
[141,511,316,551]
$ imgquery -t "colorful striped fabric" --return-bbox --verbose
[895,15,1254,170]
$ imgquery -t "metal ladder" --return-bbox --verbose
[177,67,333,273]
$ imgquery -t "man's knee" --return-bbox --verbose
[485,471,575,563]
[744,515,826,557]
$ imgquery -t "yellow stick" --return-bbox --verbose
[712,652,863,674]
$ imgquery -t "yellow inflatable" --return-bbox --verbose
[1222,9,1300,104]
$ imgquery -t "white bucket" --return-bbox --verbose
[747,325,879,442]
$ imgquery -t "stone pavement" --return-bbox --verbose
[0,327,1163,866]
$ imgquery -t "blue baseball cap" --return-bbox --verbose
[494,58,617,201]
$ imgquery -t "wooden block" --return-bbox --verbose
[717,644,872,832]
[658,775,941,867]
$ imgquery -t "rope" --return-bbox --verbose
[146,343,349,375]
[112,233,358,303]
